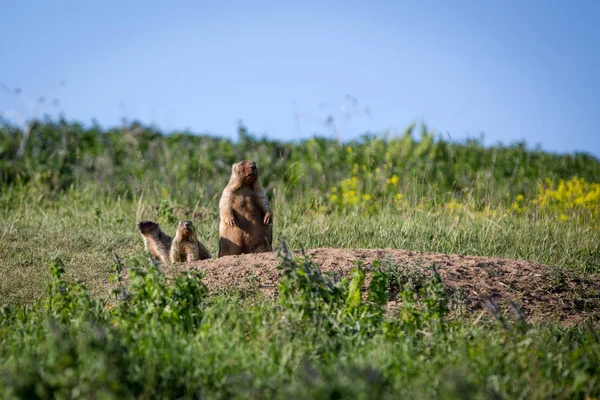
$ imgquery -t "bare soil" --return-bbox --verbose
[170,248,600,325]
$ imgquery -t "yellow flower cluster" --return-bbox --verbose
[329,164,405,210]
[387,175,399,186]
[329,168,598,227]
[330,176,361,206]
[444,198,463,213]
[510,194,526,214]
[534,177,600,220]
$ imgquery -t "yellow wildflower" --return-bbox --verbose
[535,176,600,218]
[387,175,399,186]
[444,199,462,213]
[559,214,568,221]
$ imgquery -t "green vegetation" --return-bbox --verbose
[1,119,599,398]
[1,251,599,399]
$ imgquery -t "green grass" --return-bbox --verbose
[1,185,598,306]
[1,120,599,398]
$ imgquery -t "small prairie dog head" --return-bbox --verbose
[175,220,196,240]
[232,160,259,186]
[137,220,161,236]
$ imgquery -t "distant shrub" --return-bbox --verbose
[1,120,599,208]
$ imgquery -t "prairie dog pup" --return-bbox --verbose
[136,220,172,264]
[170,220,212,263]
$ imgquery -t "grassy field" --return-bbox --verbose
[1,120,599,398]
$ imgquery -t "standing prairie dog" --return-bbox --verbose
[170,220,212,263]
[218,160,273,257]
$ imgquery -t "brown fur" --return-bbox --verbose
[170,220,212,263]
[136,220,172,264]
[218,160,273,257]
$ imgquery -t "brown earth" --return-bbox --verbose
[167,248,600,326]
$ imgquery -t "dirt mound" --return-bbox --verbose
[172,248,600,325]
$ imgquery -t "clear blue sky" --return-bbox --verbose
[1,0,599,156]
